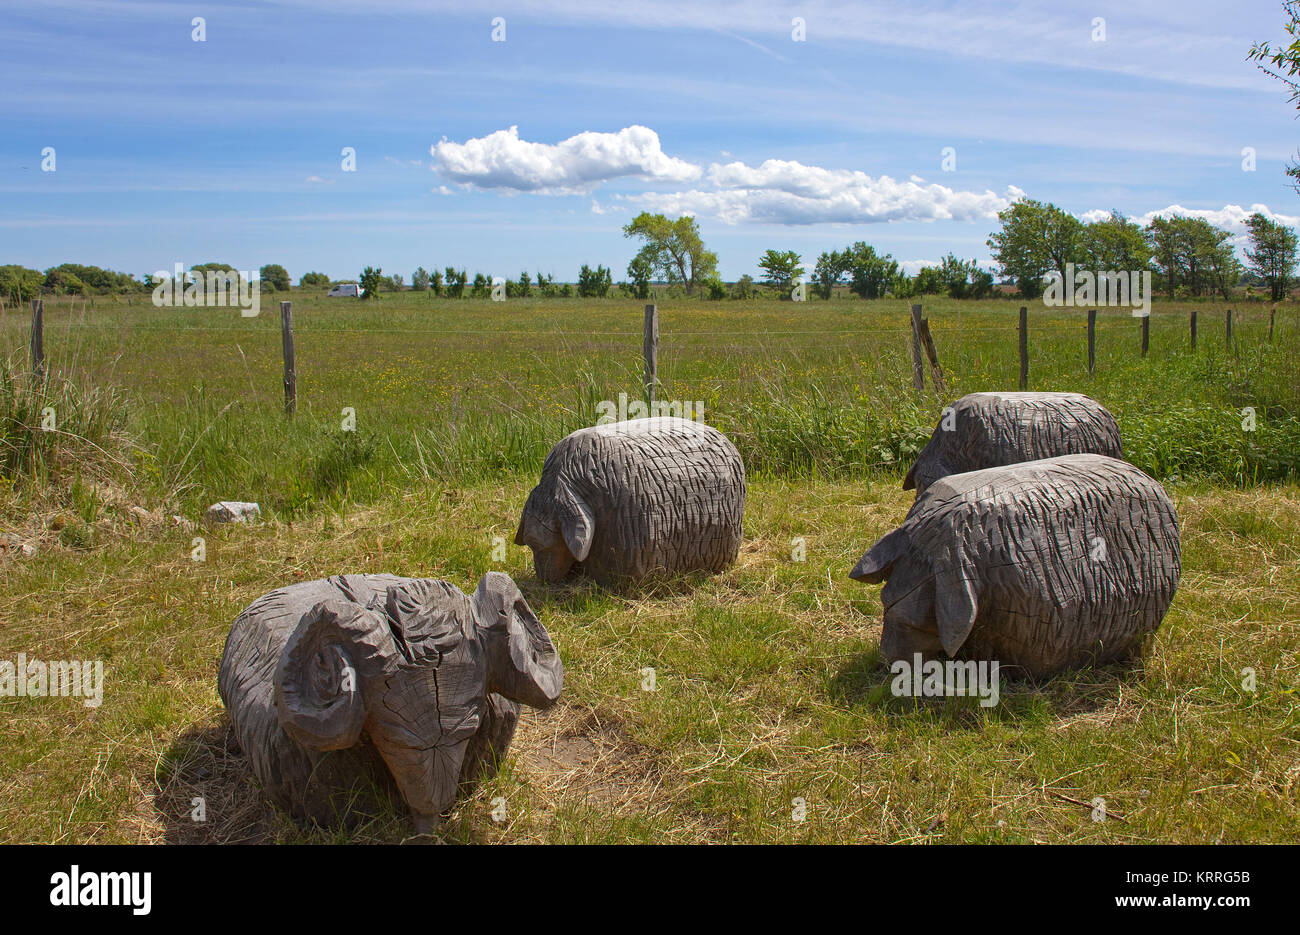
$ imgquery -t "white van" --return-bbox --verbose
[327,283,361,298]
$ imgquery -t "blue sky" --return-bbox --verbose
[3,0,1299,282]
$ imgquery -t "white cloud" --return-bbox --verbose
[1129,202,1300,231]
[625,158,1019,225]
[1080,202,1300,254]
[430,125,701,194]
[304,175,335,185]
[898,259,940,275]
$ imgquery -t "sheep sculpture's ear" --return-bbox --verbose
[850,528,907,582]
[933,552,979,657]
[557,482,595,562]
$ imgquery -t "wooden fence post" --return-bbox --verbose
[1087,309,1096,375]
[909,304,926,392]
[1141,313,1149,358]
[1190,308,1197,350]
[918,318,945,395]
[30,299,44,379]
[1269,307,1275,343]
[281,301,296,415]
[643,303,658,404]
[1018,306,1028,390]
[1226,308,1233,351]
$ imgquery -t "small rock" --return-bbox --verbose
[205,501,261,525]
[0,534,35,557]
[171,515,196,531]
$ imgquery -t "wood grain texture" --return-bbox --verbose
[903,391,1123,496]
[217,572,562,832]
[515,416,745,584]
[852,453,1181,677]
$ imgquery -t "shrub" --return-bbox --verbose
[359,267,384,299]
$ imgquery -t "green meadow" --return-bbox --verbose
[1,291,1296,843]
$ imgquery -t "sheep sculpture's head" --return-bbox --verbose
[514,472,595,583]
[271,572,562,831]
[849,521,980,662]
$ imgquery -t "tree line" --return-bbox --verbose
[987,199,1298,302]
[4,206,1296,306]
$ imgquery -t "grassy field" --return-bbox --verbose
[0,292,1297,843]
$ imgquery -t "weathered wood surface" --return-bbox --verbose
[852,453,1181,677]
[218,572,563,832]
[1018,306,1029,390]
[1087,309,1096,375]
[515,416,745,584]
[281,300,296,415]
[903,391,1123,496]
[918,317,945,394]
[909,304,925,392]
[643,303,658,404]
[30,300,44,379]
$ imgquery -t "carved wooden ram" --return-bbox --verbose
[218,572,562,832]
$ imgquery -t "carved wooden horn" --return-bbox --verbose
[474,572,564,709]
[274,599,399,751]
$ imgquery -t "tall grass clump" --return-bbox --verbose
[0,354,131,488]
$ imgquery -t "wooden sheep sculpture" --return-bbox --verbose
[904,391,1123,496]
[218,571,563,832]
[851,454,1180,678]
[515,417,745,584]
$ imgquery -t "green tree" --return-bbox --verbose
[259,264,291,291]
[912,266,946,296]
[843,242,898,299]
[757,249,804,296]
[43,267,85,295]
[1250,3,1300,192]
[300,271,330,288]
[1079,211,1153,272]
[1244,212,1299,300]
[359,266,384,299]
[429,269,444,296]
[445,267,466,298]
[1145,216,1238,298]
[471,272,489,298]
[938,254,993,299]
[626,254,653,299]
[812,249,848,299]
[0,266,45,303]
[411,266,431,291]
[517,270,532,297]
[731,274,757,300]
[577,264,613,297]
[987,199,1082,297]
[623,213,717,295]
